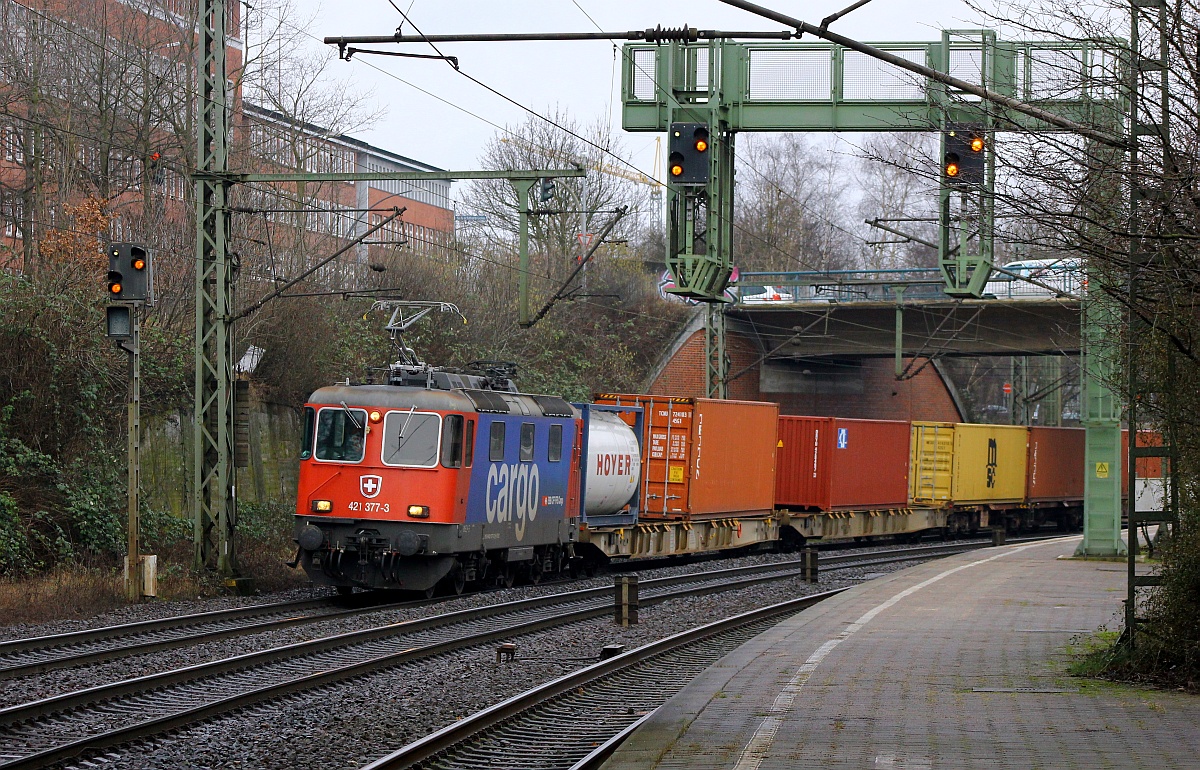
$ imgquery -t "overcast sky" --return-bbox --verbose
[279,0,991,204]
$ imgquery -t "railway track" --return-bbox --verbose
[0,537,1048,769]
[0,535,1024,683]
[362,591,846,770]
[0,540,987,770]
[0,593,430,681]
[362,537,1062,770]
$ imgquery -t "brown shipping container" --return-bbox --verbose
[1026,427,1085,502]
[593,394,778,519]
[776,417,910,511]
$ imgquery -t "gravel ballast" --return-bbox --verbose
[44,555,928,770]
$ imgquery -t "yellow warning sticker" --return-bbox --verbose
[777,439,784,447]
[1095,462,1110,479]
[668,466,685,483]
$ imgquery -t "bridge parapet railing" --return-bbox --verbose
[733,269,948,304]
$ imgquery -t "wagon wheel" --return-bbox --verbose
[449,563,467,596]
[335,585,354,597]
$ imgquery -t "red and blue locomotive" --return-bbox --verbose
[294,361,643,594]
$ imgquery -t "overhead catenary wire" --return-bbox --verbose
[4,1,1088,363]
[263,3,865,273]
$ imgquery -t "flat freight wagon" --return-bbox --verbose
[593,394,778,519]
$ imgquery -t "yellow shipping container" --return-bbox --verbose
[910,422,956,504]
[911,422,1029,505]
[951,424,1028,504]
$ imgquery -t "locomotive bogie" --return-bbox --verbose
[294,515,580,592]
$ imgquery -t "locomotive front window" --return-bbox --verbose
[382,410,441,468]
[441,415,464,468]
[300,407,315,460]
[548,424,563,462]
[314,407,367,462]
[489,422,505,462]
[520,423,535,462]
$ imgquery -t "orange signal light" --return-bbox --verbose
[945,162,960,177]
[970,136,984,152]
[132,258,146,270]
[109,282,122,294]
[670,163,684,177]
[694,138,708,153]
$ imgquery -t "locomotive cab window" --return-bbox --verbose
[520,423,535,462]
[441,415,464,468]
[300,407,315,460]
[382,410,441,468]
[548,424,563,462]
[314,407,367,462]
[489,421,506,462]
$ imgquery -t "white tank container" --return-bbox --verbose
[584,410,642,516]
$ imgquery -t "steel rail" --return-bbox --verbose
[0,540,990,770]
[0,597,335,657]
[356,537,1066,770]
[0,535,1050,682]
[0,555,850,723]
[361,589,848,769]
[0,565,825,769]
[0,595,428,681]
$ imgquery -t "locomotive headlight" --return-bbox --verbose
[311,499,333,512]
[369,410,382,424]
[407,505,430,518]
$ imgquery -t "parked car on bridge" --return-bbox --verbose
[738,285,796,304]
[983,258,1083,299]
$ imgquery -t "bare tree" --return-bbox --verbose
[854,132,940,269]
[955,0,1200,682]
[733,134,861,273]
[457,110,649,283]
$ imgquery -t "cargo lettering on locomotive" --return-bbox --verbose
[486,462,540,540]
[986,438,998,488]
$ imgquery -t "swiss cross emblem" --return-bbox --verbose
[360,475,382,499]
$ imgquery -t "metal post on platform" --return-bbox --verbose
[991,526,1006,547]
[614,575,639,626]
[802,548,819,583]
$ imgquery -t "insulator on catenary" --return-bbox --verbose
[642,24,700,44]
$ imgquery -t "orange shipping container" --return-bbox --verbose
[1026,427,1085,502]
[593,394,778,519]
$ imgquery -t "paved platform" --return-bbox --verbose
[603,536,1200,770]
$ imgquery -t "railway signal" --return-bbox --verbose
[943,123,986,187]
[107,243,153,304]
[667,122,710,185]
[538,177,556,203]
